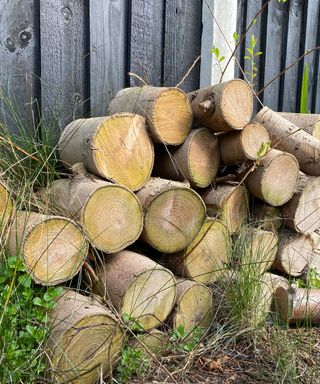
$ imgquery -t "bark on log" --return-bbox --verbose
[153,128,220,188]
[108,87,192,145]
[245,149,299,206]
[219,122,270,164]
[255,107,320,176]
[7,212,88,285]
[272,229,315,277]
[200,184,248,233]
[93,251,176,330]
[251,202,282,232]
[164,218,231,284]
[188,79,253,133]
[136,178,206,253]
[169,279,213,333]
[275,286,320,324]
[0,180,14,230]
[131,329,170,357]
[48,290,123,384]
[281,173,320,235]
[279,112,320,139]
[43,167,143,253]
[58,114,154,191]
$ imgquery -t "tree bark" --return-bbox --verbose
[279,112,320,139]
[251,202,282,232]
[58,114,154,191]
[108,86,192,145]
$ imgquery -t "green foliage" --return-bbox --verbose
[169,325,205,352]
[0,255,63,383]
[300,63,309,113]
[122,312,144,332]
[210,46,225,75]
[256,141,271,160]
[116,346,150,383]
[233,32,239,42]
[244,34,263,88]
[297,268,320,289]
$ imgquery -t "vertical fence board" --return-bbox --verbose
[130,0,164,87]
[164,0,202,92]
[0,0,38,135]
[40,0,87,139]
[281,0,304,112]
[263,0,286,110]
[90,0,127,115]
[234,0,246,79]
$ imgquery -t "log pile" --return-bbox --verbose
[2,79,320,383]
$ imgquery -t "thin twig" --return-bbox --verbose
[176,55,201,88]
[127,72,149,86]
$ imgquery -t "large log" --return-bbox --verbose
[200,184,248,233]
[58,114,154,191]
[255,107,320,176]
[219,122,270,164]
[93,251,176,330]
[131,329,170,357]
[136,178,206,253]
[43,166,143,253]
[48,290,123,384]
[251,202,282,232]
[164,218,231,284]
[281,173,320,235]
[188,79,253,133]
[279,112,320,139]
[272,229,315,277]
[245,149,299,206]
[7,212,88,285]
[275,286,320,325]
[108,86,192,145]
[169,279,213,333]
[153,128,220,188]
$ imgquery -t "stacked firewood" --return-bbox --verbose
[1,79,320,384]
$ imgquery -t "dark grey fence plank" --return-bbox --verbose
[164,0,202,92]
[263,0,286,110]
[130,0,165,86]
[0,0,38,136]
[281,0,303,112]
[90,0,127,115]
[234,0,246,79]
[40,0,87,138]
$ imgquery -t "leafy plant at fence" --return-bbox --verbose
[210,46,225,75]
[244,34,263,88]
[300,63,309,113]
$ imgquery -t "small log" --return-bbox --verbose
[251,202,282,232]
[43,166,143,253]
[275,286,320,324]
[272,229,315,277]
[93,251,176,330]
[108,86,192,145]
[0,180,14,229]
[200,184,248,233]
[7,212,88,285]
[170,279,213,333]
[153,128,220,188]
[245,149,299,206]
[48,290,123,384]
[131,329,170,356]
[188,79,253,133]
[281,173,320,235]
[58,114,154,191]
[164,218,231,284]
[136,178,206,253]
[279,112,320,139]
[255,107,320,176]
[219,122,270,164]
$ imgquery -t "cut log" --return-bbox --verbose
[219,122,270,164]
[58,114,154,191]
[200,184,248,233]
[169,279,213,333]
[164,218,231,284]
[43,166,143,253]
[279,112,320,139]
[48,290,123,384]
[93,251,176,330]
[281,173,320,235]
[275,286,320,325]
[0,180,14,229]
[136,178,206,253]
[251,202,282,232]
[108,87,192,145]
[255,107,320,176]
[153,128,220,188]
[272,229,316,277]
[7,212,88,285]
[131,329,170,356]
[245,149,299,206]
[188,79,253,133]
